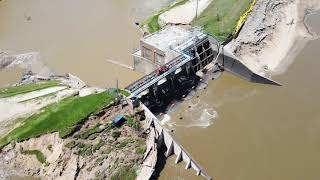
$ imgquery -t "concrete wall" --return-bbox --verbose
[133,51,160,74]
[217,48,281,86]
[142,104,212,180]
[140,40,166,65]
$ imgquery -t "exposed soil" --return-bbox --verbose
[225,0,320,77]
[0,101,148,180]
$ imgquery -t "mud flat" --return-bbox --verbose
[225,0,320,77]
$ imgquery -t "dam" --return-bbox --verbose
[125,25,281,179]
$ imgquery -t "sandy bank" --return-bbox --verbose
[225,0,320,77]
[158,0,213,26]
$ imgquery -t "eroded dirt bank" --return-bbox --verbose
[0,89,151,179]
[226,0,320,77]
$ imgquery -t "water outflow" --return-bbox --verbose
[159,11,320,180]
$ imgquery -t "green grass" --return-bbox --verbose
[0,91,116,148]
[192,0,254,41]
[125,115,140,130]
[135,146,147,155]
[111,166,137,180]
[0,80,61,98]
[21,149,46,164]
[141,0,189,33]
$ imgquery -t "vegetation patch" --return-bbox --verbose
[101,148,112,155]
[141,0,189,33]
[125,115,140,130]
[78,144,93,157]
[94,156,108,166]
[47,144,53,152]
[93,140,105,152]
[21,149,46,164]
[76,124,105,140]
[64,141,78,149]
[116,138,135,149]
[111,166,137,180]
[192,0,254,41]
[111,131,121,139]
[135,146,147,155]
[0,91,116,148]
[0,80,61,98]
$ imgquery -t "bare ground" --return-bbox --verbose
[0,103,148,180]
[225,0,320,77]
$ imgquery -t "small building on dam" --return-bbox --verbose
[129,25,218,112]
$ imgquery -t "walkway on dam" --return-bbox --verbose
[126,33,208,97]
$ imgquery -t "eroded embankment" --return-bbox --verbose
[0,73,150,180]
[225,0,320,77]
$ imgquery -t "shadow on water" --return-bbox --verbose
[151,143,168,180]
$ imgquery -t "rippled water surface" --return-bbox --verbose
[159,11,320,180]
[0,0,172,87]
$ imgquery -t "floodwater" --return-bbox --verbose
[0,0,172,87]
[159,12,320,180]
[0,67,23,87]
[1,0,320,180]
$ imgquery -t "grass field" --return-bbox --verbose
[0,80,61,98]
[141,0,189,33]
[142,0,253,42]
[192,0,253,41]
[0,91,116,148]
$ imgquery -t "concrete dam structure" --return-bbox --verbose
[126,26,281,179]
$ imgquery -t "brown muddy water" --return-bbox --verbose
[159,12,320,180]
[1,0,320,180]
[0,0,172,87]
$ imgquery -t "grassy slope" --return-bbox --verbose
[0,91,115,148]
[0,80,61,98]
[142,0,189,33]
[192,0,253,41]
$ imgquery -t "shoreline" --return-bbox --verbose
[0,73,151,179]
[225,0,320,77]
